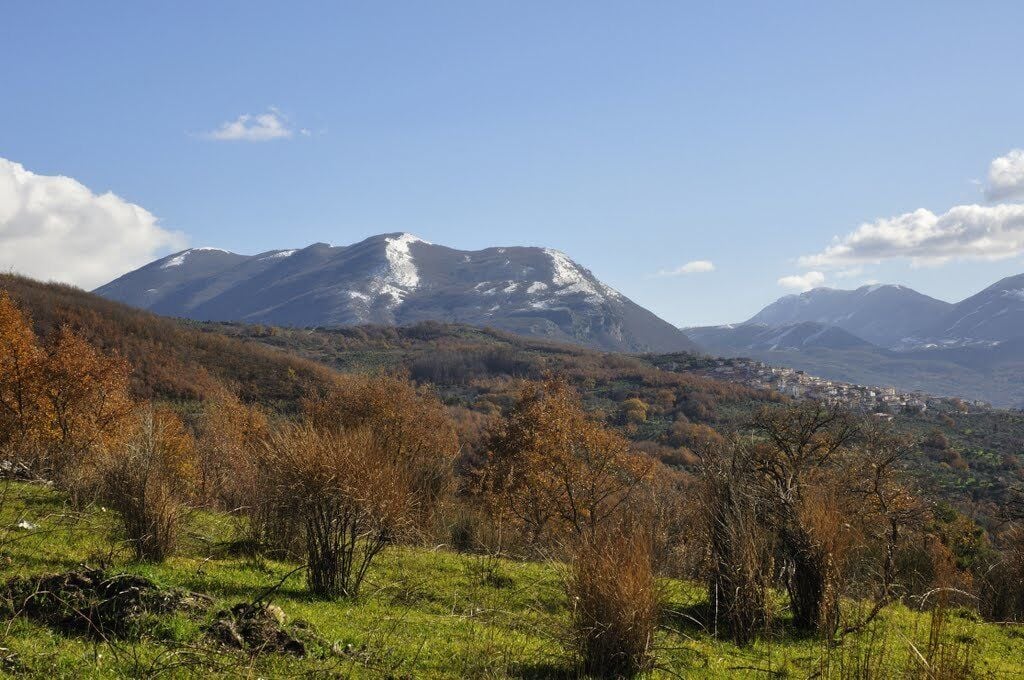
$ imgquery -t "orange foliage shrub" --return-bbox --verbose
[259,423,414,598]
[485,378,653,550]
[567,527,658,678]
[39,325,134,479]
[303,374,459,532]
[98,405,198,561]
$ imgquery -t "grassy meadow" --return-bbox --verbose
[1,481,1021,679]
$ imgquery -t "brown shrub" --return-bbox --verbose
[484,377,652,551]
[259,423,413,598]
[195,387,268,511]
[699,439,774,645]
[98,406,198,561]
[567,527,659,679]
[303,374,459,535]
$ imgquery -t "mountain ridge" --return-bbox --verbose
[95,233,697,354]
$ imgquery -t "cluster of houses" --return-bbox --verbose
[695,358,991,415]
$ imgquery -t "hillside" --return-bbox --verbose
[3,275,1022,518]
[0,274,338,407]
[1,482,1020,679]
[94,233,698,354]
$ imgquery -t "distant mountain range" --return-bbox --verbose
[746,284,952,347]
[685,277,1024,408]
[95,233,697,354]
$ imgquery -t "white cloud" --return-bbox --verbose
[985,149,1024,201]
[654,260,715,277]
[778,271,825,291]
[0,158,186,289]
[798,204,1024,269]
[203,108,295,142]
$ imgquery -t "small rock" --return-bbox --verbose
[14,520,38,531]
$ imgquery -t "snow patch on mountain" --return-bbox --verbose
[1001,288,1024,301]
[362,233,426,309]
[543,248,622,302]
[260,249,297,261]
[160,248,229,269]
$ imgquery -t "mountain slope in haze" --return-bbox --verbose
[920,273,1024,345]
[683,277,1024,407]
[96,233,697,354]
[685,321,876,353]
[747,284,952,347]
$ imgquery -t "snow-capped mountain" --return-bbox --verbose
[917,273,1024,345]
[95,233,697,353]
[746,284,951,348]
[681,276,1024,407]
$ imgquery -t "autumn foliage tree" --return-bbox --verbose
[0,293,133,484]
[39,325,134,481]
[0,292,45,460]
[484,377,653,551]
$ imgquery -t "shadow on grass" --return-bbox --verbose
[509,661,578,679]
[662,600,710,636]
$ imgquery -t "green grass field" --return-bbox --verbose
[1,481,1021,679]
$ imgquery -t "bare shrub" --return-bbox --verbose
[976,523,1024,622]
[98,405,198,562]
[195,387,268,511]
[303,374,459,536]
[260,423,413,598]
[567,527,659,679]
[699,438,774,645]
[904,591,980,680]
[749,402,860,634]
[484,377,652,553]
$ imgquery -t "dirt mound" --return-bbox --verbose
[207,602,315,656]
[1,569,211,639]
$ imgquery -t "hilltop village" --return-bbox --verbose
[679,357,994,416]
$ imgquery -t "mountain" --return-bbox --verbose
[918,273,1024,345]
[746,284,952,348]
[95,233,697,354]
[686,321,876,353]
[682,277,1024,407]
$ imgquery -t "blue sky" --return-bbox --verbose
[4,2,1024,326]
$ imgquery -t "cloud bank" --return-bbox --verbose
[798,204,1024,269]
[654,260,715,277]
[795,148,1024,272]
[985,149,1024,201]
[0,158,186,289]
[778,271,825,291]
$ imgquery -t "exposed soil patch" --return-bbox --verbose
[1,569,211,639]
[207,602,316,656]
